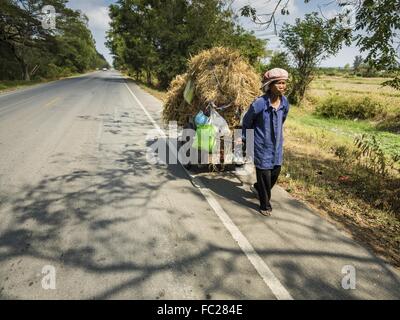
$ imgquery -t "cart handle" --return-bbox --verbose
[207,101,233,111]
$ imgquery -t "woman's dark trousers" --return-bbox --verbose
[255,166,282,211]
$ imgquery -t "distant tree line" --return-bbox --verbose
[0,0,109,81]
[106,0,268,89]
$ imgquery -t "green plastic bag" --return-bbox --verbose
[184,79,195,104]
[192,124,216,153]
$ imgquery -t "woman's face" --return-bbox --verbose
[270,80,287,96]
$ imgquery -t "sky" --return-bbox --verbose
[66,0,363,67]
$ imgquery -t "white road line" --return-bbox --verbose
[124,81,293,300]
[124,83,164,134]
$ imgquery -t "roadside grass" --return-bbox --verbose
[139,75,400,267]
[281,119,400,267]
[0,80,45,93]
[0,72,95,94]
[123,73,168,102]
[136,80,168,102]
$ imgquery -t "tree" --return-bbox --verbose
[267,51,291,71]
[54,13,103,73]
[353,0,400,89]
[354,0,399,70]
[239,0,291,31]
[0,0,108,81]
[223,27,267,66]
[279,12,352,104]
[0,0,57,80]
[107,0,267,89]
[240,0,400,90]
[107,0,184,87]
[353,55,363,72]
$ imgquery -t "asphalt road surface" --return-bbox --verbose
[0,71,399,299]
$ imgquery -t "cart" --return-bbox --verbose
[177,102,248,172]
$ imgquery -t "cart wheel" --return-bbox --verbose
[184,163,192,170]
[184,121,195,131]
[209,163,219,172]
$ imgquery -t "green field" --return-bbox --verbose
[309,76,400,114]
[288,107,400,158]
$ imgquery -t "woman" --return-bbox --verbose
[242,68,290,216]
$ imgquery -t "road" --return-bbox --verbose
[0,71,399,299]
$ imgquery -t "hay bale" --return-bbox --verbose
[163,47,261,128]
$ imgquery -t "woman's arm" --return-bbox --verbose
[283,101,290,124]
